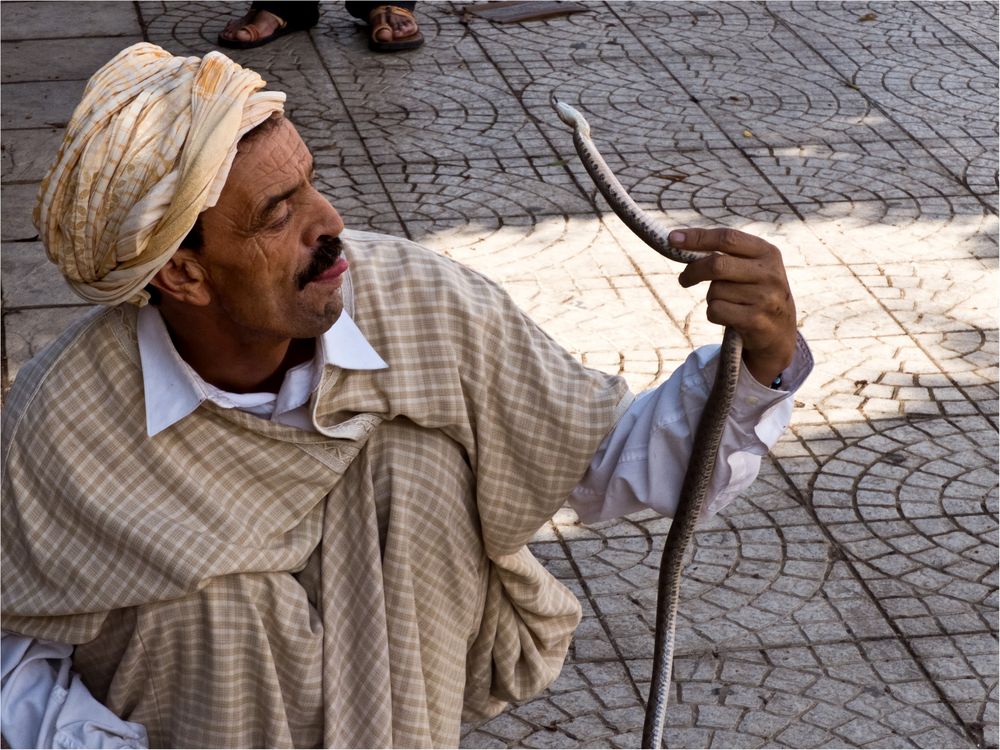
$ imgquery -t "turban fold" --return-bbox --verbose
[34,43,286,306]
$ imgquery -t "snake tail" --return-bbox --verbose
[642,326,742,748]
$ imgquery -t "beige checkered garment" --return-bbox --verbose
[2,231,631,748]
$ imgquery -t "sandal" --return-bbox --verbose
[218,9,299,50]
[367,5,424,52]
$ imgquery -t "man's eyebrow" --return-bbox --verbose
[252,157,316,226]
[260,185,298,218]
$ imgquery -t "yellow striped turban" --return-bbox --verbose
[34,43,286,306]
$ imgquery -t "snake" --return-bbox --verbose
[553,98,743,749]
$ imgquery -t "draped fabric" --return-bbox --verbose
[34,42,285,306]
[2,231,632,747]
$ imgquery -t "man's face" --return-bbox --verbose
[196,117,347,341]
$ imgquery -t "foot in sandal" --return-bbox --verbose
[368,4,424,52]
[218,8,306,50]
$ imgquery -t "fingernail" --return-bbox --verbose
[669,231,686,244]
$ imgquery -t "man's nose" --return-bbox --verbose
[304,189,344,247]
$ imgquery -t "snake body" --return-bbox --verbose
[553,99,744,749]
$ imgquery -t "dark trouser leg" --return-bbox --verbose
[250,1,320,29]
[345,1,417,22]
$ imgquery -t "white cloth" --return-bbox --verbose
[1,633,147,749]
[1,296,812,747]
[572,332,812,522]
[137,303,388,437]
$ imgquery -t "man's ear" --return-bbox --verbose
[149,249,211,306]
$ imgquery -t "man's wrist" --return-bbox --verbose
[739,332,813,396]
[743,348,794,388]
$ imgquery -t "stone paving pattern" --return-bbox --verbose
[1,1,997,748]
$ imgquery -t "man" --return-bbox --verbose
[1,44,811,748]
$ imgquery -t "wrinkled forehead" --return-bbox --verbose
[235,117,310,164]
[224,118,313,199]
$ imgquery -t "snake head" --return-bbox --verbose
[552,97,591,137]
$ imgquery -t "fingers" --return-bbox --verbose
[708,295,797,383]
[678,254,771,288]
[675,227,788,290]
[706,272,792,331]
[705,282,792,328]
[705,298,759,329]
[670,227,777,259]
[670,227,799,383]
[705,279,776,306]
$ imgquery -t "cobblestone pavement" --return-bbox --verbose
[2,1,997,747]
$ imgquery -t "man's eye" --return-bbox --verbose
[271,207,292,228]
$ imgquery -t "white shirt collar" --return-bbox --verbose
[137,303,388,437]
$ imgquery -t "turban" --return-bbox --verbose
[34,43,286,306]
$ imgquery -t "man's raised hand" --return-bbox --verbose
[672,227,797,386]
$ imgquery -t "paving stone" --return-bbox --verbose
[664,727,712,748]
[670,50,911,150]
[577,661,630,688]
[1,127,65,183]
[477,714,533,742]
[515,60,736,154]
[546,665,587,694]
[593,683,641,710]
[602,705,644,733]
[1,36,142,83]
[1,182,41,241]
[1,1,142,40]
[836,716,894,745]
[559,714,614,741]
[807,195,996,266]
[697,704,745,729]
[572,634,618,661]
[779,721,833,748]
[460,730,508,748]
[711,729,767,748]
[1,241,79,308]
[812,415,998,670]
[803,701,855,730]
[608,731,642,748]
[910,725,976,749]
[549,689,601,717]
[739,708,794,738]
[2,80,86,129]
[521,728,578,749]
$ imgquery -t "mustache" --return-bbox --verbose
[295,235,343,290]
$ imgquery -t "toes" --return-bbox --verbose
[389,14,417,38]
[368,7,421,46]
[220,17,247,39]
[221,10,282,41]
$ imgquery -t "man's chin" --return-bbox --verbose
[305,298,345,338]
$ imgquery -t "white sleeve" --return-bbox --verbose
[1,631,148,749]
[570,333,813,523]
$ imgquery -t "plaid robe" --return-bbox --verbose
[2,231,631,748]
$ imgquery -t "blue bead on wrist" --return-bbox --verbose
[770,373,783,390]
